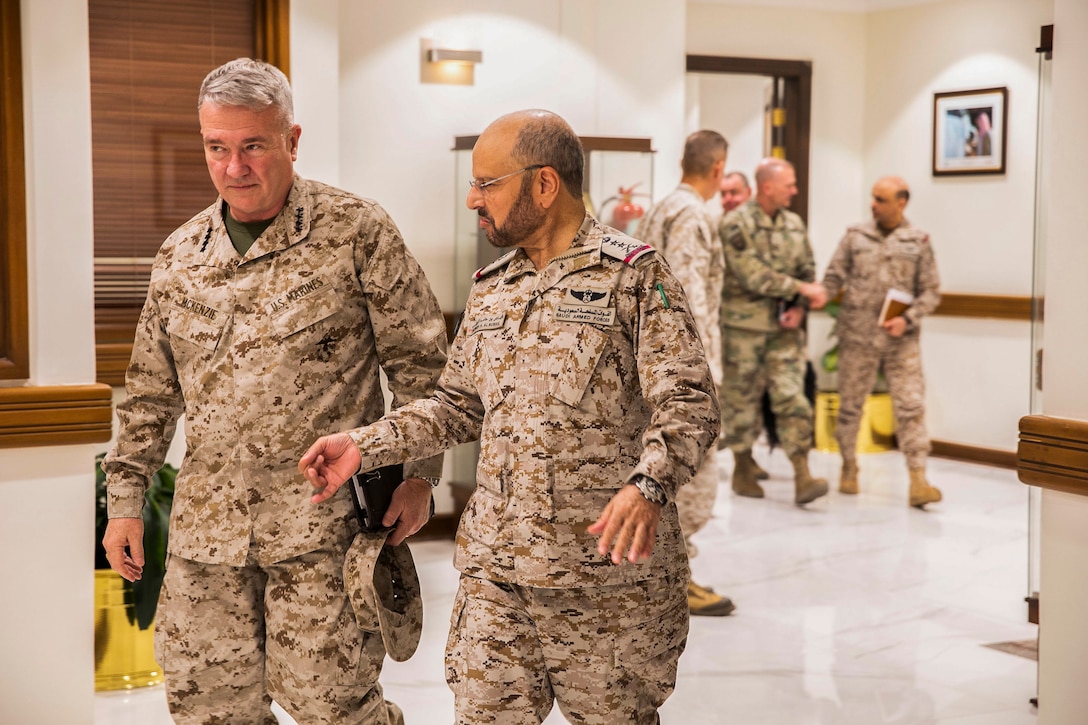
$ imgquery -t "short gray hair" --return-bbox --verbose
[198,58,294,130]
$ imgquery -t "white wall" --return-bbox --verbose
[863,0,1049,450]
[289,0,687,311]
[687,3,867,254]
[1037,0,1088,719]
[0,0,100,722]
[688,0,1047,451]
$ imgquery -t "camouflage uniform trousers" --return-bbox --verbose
[675,453,720,558]
[836,336,930,468]
[155,538,403,725]
[720,325,813,457]
[445,573,688,724]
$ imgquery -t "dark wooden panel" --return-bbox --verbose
[1018,415,1088,496]
[0,0,29,380]
[0,384,113,448]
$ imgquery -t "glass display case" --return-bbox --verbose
[452,135,655,310]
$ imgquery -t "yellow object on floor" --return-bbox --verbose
[814,392,896,453]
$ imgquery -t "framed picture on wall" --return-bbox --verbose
[932,86,1008,176]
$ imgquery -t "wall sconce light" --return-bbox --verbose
[427,48,482,65]
[420,39,482,86]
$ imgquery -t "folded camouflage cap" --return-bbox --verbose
[343,530,423,662]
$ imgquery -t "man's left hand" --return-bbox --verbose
[587,484,661,564]
[882,316,908,337]
[384,478,433,546]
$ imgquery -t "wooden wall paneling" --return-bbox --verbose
[1018,415,1088,497]
[0,384,114,448]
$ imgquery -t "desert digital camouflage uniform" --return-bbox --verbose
[821,218,941,468]
[719,199,817,457]
[635,183,723,551]
[102,176,447,724]
[343,215,720,723]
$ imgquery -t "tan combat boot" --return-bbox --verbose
[732,450,765,498]
[839,458,859,495]
[790,452,829,505]
[687,580,736,617]
[908,467,942,508]
[752,457,770,481]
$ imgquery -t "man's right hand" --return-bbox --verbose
[299,433,362,504]
[102,517,145,582]
[798,281,827,310]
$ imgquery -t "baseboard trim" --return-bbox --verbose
[930,439,1017,469]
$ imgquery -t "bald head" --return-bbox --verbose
[754,158,797,215]
[482,109,584,199]
[870,176,910,231]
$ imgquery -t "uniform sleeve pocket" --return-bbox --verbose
[270,284,342,339]
[550,324,609,407]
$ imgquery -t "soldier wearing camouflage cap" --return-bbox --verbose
[820,176,942,508]
[101,58,447,724]
[635,129,736,618]
[301,109,720,723]
[718,158,829,505]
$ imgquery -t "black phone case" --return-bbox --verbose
[348,464,404,532]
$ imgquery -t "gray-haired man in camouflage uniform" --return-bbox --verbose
[101,58,447,724]
[301,109,720,723]
[820,176,942,508]
[635,129,735,618]
[719,158,828,505]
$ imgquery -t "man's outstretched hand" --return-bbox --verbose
[299,433,361,504]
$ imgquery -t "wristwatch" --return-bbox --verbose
[630,475,668,506]
[420,476,441,488]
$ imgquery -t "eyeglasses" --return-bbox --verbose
[468,165,544,194]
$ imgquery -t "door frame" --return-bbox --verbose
[686,55,812,223]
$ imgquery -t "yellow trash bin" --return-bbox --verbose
[814,392,896,453]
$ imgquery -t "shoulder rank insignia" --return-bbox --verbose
[600,235,655,265]
[473,250,518,281]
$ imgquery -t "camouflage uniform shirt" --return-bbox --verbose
[347,215,720,588]
[103,176,448,566]
[719,199,816,331]
[821,218,941,345]
[635,183,724,387]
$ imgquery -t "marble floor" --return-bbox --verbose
[96,448,1039,724]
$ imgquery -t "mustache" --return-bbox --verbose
[477,209,495,225]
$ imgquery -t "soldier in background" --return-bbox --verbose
[301,109,720,723]
[820,176,942,507]
[102,58,447,724]
[635,129,735,617]
[720,170,752,215]
[718,158,828,505]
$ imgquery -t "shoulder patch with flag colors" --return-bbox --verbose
[600,235,655,266]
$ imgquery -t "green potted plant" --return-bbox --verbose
[94,452,177,629]
[94,453,177,691]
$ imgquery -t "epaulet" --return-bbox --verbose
[600,235,656,266]
[473,250,518,281]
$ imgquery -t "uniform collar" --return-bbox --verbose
[500,213,600,285]
[221,174,312,262]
